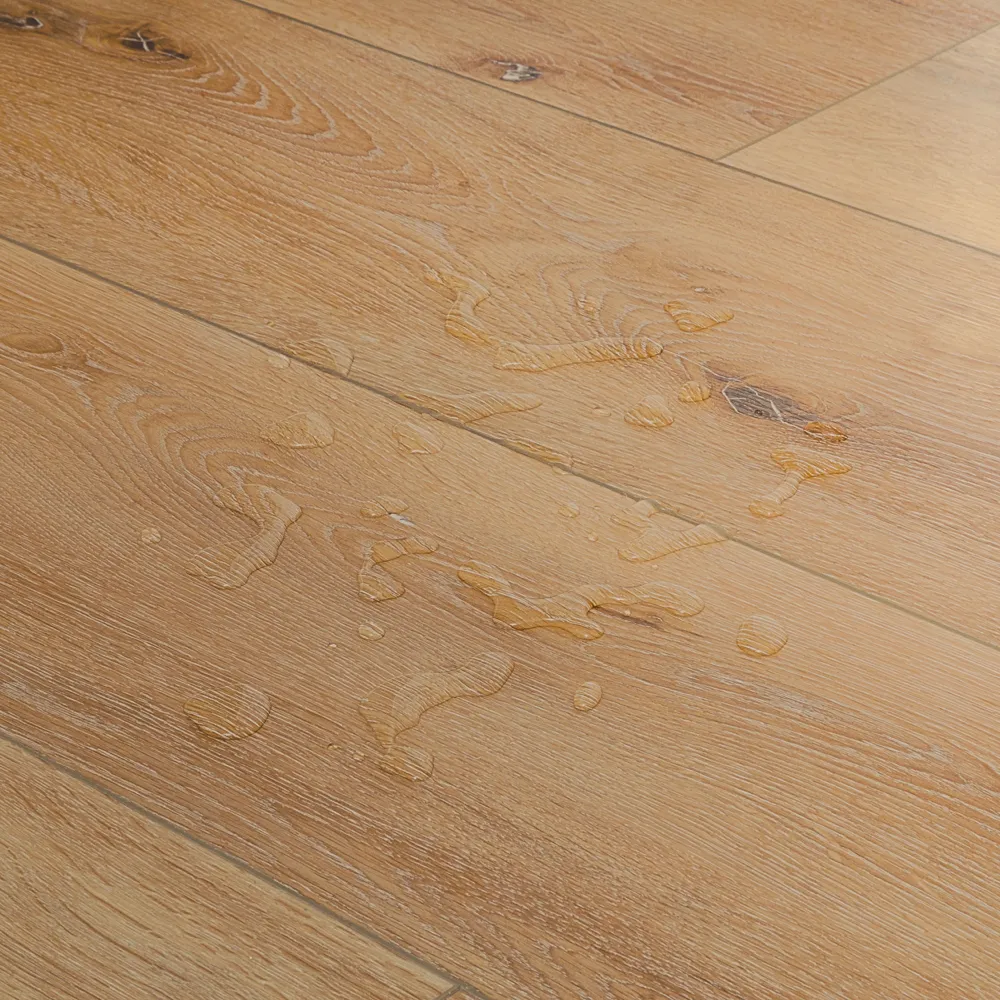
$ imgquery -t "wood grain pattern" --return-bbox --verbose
[243,0,1000,156]
[0,740,450,1000]
[3,0,1000,648]
[6,239,1000,999]
[726,26,1000,252]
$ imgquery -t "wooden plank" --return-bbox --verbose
[725,26,1000,253]
[226,0,999,157]
[5,239,1000,1000]
[1,0,1000,651]
[0,741,451,1000]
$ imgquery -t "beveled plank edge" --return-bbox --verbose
[719,16,1000,161]
[0,723,481,999]
[434,988,490,1000]
[231,0,1000,164]
[231,0,1000,256]
[8,230,1000,668]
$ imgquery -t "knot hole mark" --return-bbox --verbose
[0,12,43,28]
[120,25,188,59]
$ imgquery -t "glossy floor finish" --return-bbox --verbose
[2,2,1000,998]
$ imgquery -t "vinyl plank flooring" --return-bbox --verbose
[725,26,1000,253]
[240,0,1000,156]
[0,740,452,1000]
[2,0,1000,648]
[4,238,1000,999]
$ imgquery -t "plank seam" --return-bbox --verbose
[224,0,1000,259]
[4,231,1000,662]
[718,17,1000,159]
[0,724,467,995]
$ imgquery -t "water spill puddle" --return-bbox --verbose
[457,562,703,639]
[359,651,514,781]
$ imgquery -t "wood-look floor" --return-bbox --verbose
[2,1,1000,998]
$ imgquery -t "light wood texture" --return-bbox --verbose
[0,740,451,1000]
[726,26,1000,252]
[3,0,1000,647]
[242,0,1000,156]
[6,238,1000,999]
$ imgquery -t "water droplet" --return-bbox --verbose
[558,502,580,518]
[188,488,301,590]
[378,744,434,781]
[183,684,271,740]
[457,563,702,639]
[736,615,788,657]
[624,394,674,428]
[693,286,708,293]
[508,439,572,466]
[586,533,599,542]
[611,499,657,530]
[665,301,734,332]
[399,389,541,423]
[617,520,725,563]
[285,336,354,376]
[592,406,611,418]
[749,449,851,518]
[389,512,416,526]
[804,420,848,443]
[266,352,290,369]
[359,621,386,641]
[678,380,712,403]
[392,421,443,455]
[552,466,571,476]
[358,536,438,602]
[424,271,493,345]
[140,527,162,544]
[261,411,335,449]
[327,641,339,649]
[573,681,603,712]
[360,652,514,749]
[352,751,366,762]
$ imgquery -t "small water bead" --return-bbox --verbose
[558,502,581,518]
[678,380,712,403]
[140,527,162,544]
[183,684,271,740]
[285,336,354,376]
[573,681,603,712]
[804,420,848,443]
[664,301,734,332]
[736,615,788,657]
[359,621,386,641]
[624,394,673,428]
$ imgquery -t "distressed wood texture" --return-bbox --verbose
[726,26,1000,252]
[213,0,998,156]
[2,0,1000,648]
[0,740,451,1000]
[5,239,1000,1000]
